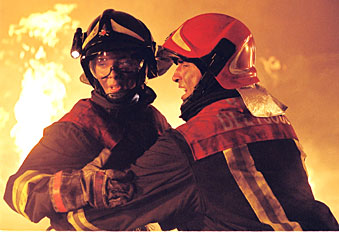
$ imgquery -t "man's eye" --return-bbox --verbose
[97,57,106,62]
[97,59,111,66]
[118,61,129,68]
[97,62,109,68]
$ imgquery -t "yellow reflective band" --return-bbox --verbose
[67,209,100,231]
[67,211,83,231]
[145,222,163,231]
[223,146,302,231]
[110,19,145,42]
[12,170,51,219]
[82,21,100,50]
[171,25,191,52]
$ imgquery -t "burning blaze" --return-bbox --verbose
[8,4,77,47]
[8,4,78,164]
[10,59,70,163]
[0,107,10,130]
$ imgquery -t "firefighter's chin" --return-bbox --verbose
[181,90,190,101]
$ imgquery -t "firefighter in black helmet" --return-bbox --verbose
[4,9,170,230]
[75,9,158,104]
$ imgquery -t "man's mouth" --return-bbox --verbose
[108,85,121,93]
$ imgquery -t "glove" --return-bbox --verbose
[50,148,134,212]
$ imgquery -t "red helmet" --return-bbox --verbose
[160,13,259,89]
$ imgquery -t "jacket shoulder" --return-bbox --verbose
[177,98,298,161]
[59,99,123,149]
[147,105,171,135]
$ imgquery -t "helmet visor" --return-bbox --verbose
[155,46,185,76]
[89,51,144,79]
[229,35,255,74]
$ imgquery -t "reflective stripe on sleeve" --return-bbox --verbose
[145,222,163,231]
[223,145,302,231]
[50,170,68,212]
[93,171,106,208]
[12,170,51,219]
[67,208,100,231]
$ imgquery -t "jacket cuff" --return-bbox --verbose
[49,170,87,212]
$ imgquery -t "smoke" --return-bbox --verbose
[258,51,339,218]
[258,56,285,87]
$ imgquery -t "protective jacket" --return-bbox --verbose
[3,87,170,229]
[48,95,338,231]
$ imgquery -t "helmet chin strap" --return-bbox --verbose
[181,38,234,105]
[182,64,218,105]
[180,70,240,121]
[180,70,216,111]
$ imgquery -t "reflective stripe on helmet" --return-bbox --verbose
[82,21,99,50]
[171,25,191,52]
[110,19,145,42]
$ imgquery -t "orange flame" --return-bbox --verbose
[8,4,78,165]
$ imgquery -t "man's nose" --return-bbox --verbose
[107,67,117,79]
[172,74,180,83]
[172,66,181,83]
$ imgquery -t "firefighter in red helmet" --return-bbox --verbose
[50,13,338,231]
[4,9,170,230]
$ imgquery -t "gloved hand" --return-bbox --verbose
[50,148,134,212]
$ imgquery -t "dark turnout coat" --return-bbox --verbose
[50,97,338,231]
[4,90,170,230]
[5,92,338,230]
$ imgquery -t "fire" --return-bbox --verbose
[10,59,70,163]
[8,4,77,47]
[0,107,10,130]
[8,4,79,165]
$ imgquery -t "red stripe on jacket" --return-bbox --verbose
[52,171,67,212]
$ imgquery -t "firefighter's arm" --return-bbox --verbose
[65,129,197,231]
[149,105,172,135]
[49,148,134,213]
[3,122,133,223]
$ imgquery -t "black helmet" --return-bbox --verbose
[70,9,157,101]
